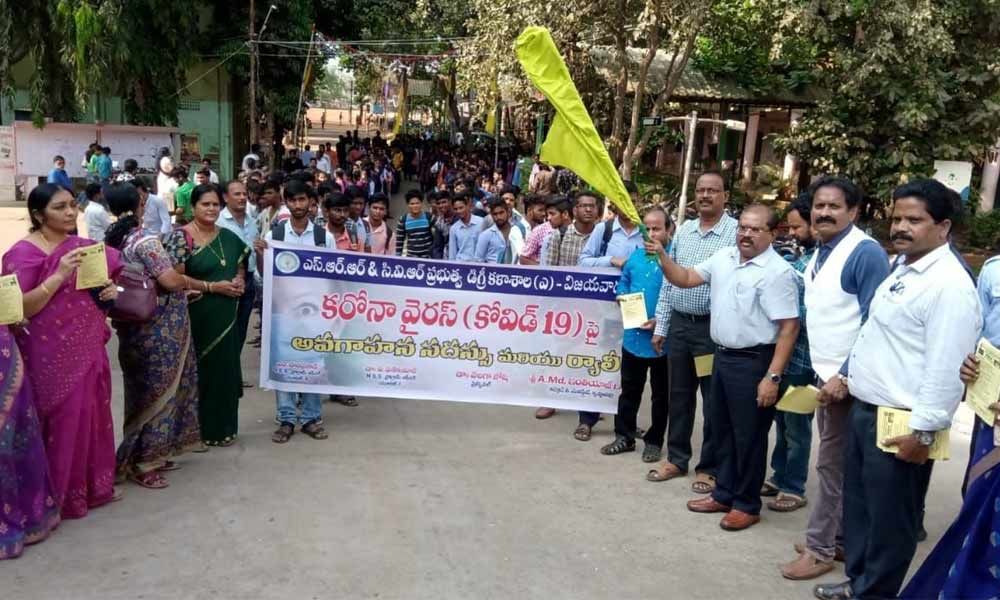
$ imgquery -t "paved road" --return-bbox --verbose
[0,200,973,600]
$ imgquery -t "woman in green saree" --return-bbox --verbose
[165,184,249,446]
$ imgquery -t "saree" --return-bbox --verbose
[1,236,122,519]
[901,418,1000,598]
[0,325,60,559]
[114,230,201,474]
[165,228,249,445]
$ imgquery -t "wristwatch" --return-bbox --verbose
[913,430,935,447]
[768,372,782,384]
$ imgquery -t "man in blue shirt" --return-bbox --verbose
[601,207,674,462]
[96,146,113,183]
[475,198,523,264]
[448,193,483,261]
[46,155,73,192]
[578,208,645,268]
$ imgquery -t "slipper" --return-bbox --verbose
[157,460,181,472]
[691,473,716,494]
[129,471,169,490]
[646,462,685,482]
[768,492,808,512]
[111,487,125,502]
[761,481,780,497]
[573,424,592,442]
[242,381,254,388]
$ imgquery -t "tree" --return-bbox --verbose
[775,0,1000,205]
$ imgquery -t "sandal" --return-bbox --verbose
[600,436,635,455]
[761,481,780,497]
[691,473,716,494]
[158,460,181,472]
[111,487,125,502]
[301,419,329,440]
[642,443,662,463]
[768,492,808,512]
[192,443,210,453]
[646,462,685,482]
[218,436,237,447]
[129,471,169,489]
[573,424,592,442]
[332,395,359,407]
[272,422,295,444]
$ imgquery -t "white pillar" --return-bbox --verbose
[981,140,1000,212]
[782,109,803,181]
[741,111,761,182]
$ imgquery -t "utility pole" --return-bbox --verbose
[249,0,257,147]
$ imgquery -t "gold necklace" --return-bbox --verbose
[193,222,226,267]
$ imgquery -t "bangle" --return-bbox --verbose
[203,280,208,292]
[40,282,52,295]
[208,282,213,293]
[182,275,190,290]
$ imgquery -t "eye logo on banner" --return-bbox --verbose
[275,251,300,275]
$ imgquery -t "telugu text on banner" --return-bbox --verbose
[260,243,624,413]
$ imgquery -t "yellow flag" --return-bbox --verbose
[514,26,638,224]
[485,105,497,135]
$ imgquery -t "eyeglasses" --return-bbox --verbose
[737,225,770,236]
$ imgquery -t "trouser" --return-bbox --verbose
[276,392,323,426]
[804,387,852,561]
[769,386,815,497]
[708,346,775,515]
[614,348,669,446]
[666,311,719,474]
[236,275,256,352]
[843,401,932,599]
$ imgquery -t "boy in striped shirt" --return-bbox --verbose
[395,189,434,258]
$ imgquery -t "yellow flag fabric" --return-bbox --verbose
[392,79,408,136]
[485,105,497,136]
[514,26,638,224]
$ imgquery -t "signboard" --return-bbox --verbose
[933,160,974,202]
[0,126,14,202]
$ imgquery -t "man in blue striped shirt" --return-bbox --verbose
[395,189,434,258]
[647,171,738,494]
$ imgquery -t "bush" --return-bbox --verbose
[967,210,1000,249]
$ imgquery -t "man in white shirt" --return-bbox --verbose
[241,143,262,172]
[201,158,220,184]
[218,180,259,374]
[82,183,110,241]
[813,179,981,600]
[156,150,177,212]
[257,180,333,445]
[133,180,172,237]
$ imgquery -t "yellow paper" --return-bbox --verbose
[876,407,950,461]
[695,354,713,378]
[966,338,1000,426]
[618,292,647,329]
[75,243,109,290]
[776,385,820,414]
[0,275,24,326]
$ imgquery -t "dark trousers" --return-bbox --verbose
[709,346,776,515]
[666,311,720,474]
[614,348,669,445]
[236,275,256,353]
[843,401,932,599]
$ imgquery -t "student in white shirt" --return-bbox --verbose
[255,180,333,445]
[132,180,173,237]
[813,179,981,600]
[82,183,110,242]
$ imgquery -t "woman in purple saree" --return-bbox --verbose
[1,184,122,519]
[0,324,60,559]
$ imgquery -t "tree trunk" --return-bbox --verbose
[622,7,706,177]
[619,0,662,181]
[608,0,630,164]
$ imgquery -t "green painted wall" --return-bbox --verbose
[5,58,234,179]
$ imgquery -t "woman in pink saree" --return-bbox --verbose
[1,184,122,519]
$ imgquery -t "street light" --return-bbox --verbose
[659,111,747,225]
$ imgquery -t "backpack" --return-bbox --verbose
[271,221,327,247]
[598,220,614,257]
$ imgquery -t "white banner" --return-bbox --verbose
[261,244,623,413]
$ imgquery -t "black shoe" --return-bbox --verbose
[813,581,853,600]
[641,443,662,463]
[600,436,636,455]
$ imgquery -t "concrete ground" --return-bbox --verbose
[0,193,975,599]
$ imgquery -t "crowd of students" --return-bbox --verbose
[6,137,999,600]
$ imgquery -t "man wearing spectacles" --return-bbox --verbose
[647,172,737,495]
[647,203,799,531]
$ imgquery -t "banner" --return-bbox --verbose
[261,243,624,413]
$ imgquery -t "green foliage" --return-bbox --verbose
[968,209,1000,249]
[776,0,1000,203]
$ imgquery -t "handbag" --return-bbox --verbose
[109,263,158,323]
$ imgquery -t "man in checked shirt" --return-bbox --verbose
[647,172,738,493]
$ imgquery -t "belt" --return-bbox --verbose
[717,344,775,357]
[671,310,710,323]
